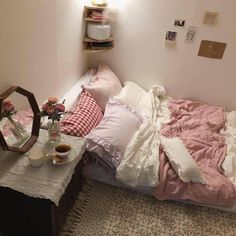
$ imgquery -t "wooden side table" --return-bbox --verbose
[0,130,86,236]
[0,159,84,236]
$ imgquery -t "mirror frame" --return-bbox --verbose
[0,86,41,153]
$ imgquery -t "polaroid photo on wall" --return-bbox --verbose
[165,31,177,41]
[164,31,177,47]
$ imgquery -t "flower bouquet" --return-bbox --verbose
[0,100,28,142]
[41,97,66,142]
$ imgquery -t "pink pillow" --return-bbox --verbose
[82,63,122,111]
[60,90,103,137]
[85,99,143,168]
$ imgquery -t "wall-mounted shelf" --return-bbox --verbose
[83,36,114,42]
[83,5,114,52]
[84,17,111,23]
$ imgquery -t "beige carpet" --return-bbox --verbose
[60,180,236,236]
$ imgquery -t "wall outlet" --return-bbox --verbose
[198,40,227,59]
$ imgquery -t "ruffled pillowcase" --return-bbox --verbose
[82,63,123,112]
[114,81,151,116]
[85,98,143,169]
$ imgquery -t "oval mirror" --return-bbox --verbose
[0,86,40,153]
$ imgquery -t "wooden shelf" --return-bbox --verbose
[83,5,115,53]
[84,48,113,53]
[83,36,114,42]
[84,5,108,11]
[85,17,111,23]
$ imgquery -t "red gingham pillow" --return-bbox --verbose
[60,90,103,137]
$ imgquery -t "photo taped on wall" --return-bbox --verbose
[165,31,177,41]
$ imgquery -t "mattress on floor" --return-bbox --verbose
[83,162,236,213]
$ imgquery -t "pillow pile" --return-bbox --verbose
[82,63,122,112]
[85,98,143,168]
[60,90,103,137]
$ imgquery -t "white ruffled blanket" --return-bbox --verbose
[116,85,170,187]
[221,111,236,185]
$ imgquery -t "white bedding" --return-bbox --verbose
[116,85,171,187]
[59,77,236,210]
[221,111,236,185]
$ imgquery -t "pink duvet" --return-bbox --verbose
[155,99,236,207]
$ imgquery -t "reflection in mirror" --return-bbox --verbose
[0,92,33,148]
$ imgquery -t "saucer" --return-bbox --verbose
[46,147,77,165]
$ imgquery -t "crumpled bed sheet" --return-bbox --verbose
[156,99,236,207]
[116,86,236,207]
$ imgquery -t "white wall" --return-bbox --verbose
[0,0,86,106]
[88,0,236,110]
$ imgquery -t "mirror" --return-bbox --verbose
[0,86,40,153]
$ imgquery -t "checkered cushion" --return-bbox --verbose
[60,90,103,137]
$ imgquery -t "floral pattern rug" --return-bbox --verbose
[60,180,236,236]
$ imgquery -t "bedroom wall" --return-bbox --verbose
[87,0,236,110]
[0,0,86,106]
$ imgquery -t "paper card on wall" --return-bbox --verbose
[174,19,185,27]
[164,31,177,47]
[185,26,197,42]
[203,12,219,25]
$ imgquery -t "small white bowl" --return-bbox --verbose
[54,143,71,158]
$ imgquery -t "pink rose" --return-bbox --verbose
[3,100,14,112]
[55,104,65,112]
[42,103,49,111]
[48,97,58,104]
[46,106,55,114]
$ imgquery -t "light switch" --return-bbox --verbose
[198,40,227,59]
[203,12,219,25]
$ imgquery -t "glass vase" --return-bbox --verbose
[8,118,29,144]
[48,120,61,143]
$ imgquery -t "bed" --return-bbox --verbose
[59,63,236,213]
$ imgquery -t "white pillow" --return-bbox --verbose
[114,81,152,117]
[160,136,207,184]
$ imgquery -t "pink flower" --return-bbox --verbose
[3,100,14,112]
[55,104,65,112]
[46,106,55,114]
[42,103,49,111]
[48,97,58,104]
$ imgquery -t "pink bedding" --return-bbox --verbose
[155,99,236,207]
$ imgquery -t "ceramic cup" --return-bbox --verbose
[28,146,44,167]
[55,143,71,158]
